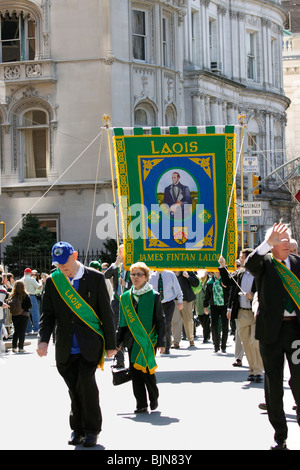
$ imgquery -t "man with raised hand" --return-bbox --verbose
[245,222,300,450]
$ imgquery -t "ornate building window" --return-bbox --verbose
[19,109,49,179]
[246,31,256,80]
[132,9,147,61]
[0,11,35,62]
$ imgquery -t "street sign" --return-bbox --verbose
[243,202,262,217]
[243,156,258,173]
[250,225,258,232]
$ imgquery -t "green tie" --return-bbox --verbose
[158,273,164,300]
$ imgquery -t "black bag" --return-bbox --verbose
[112,366,132,386]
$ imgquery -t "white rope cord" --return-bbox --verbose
[220,134,244,258]
[2,129,104,242]
[84,129,104,264]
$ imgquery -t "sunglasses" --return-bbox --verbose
[130,272,145,277]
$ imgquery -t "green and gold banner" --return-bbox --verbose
[113,126,237,272]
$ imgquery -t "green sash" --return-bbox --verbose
[271,256,300,311]
[51,269,105,369]
[120,289,158,374]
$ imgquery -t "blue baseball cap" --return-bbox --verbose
[52,241,75,265]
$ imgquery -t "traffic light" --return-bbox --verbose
[252,174,261,196]
[0,221,5,241]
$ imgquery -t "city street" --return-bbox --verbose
[1,329,299,453]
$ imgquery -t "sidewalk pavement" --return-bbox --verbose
[0,330,299,452]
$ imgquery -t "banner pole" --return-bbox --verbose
[103,114,120,250]
[238,113,246,250]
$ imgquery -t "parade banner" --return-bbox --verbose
[113,126,237,272]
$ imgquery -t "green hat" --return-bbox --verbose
[89,260,102,271]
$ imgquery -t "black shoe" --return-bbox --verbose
[270,440,288,450]
[150,400,158,411]
[247,374,255,381]
[134,407,148,413]
[68,431,84,446]
[254,375,263,383]
[83,433,98,447]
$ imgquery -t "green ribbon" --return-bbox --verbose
[120,289,158,374]
[271,256,300,312]
[51,269,105,369]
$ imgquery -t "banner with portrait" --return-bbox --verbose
[113,127,237,272]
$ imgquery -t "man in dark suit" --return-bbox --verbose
[245,223,300,450]
[37,241,117,447]
[162,171,192,219]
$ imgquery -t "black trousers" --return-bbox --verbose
[210,305,228,351]
[199,313,211,342]
[259,320,300,443]
[57,354,102,435]
[12,315,28,349]
[130,362,159,409]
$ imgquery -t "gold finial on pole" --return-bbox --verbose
[102,114,112,128]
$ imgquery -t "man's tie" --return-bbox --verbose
[282,261,295,313]
[158,273,164,300]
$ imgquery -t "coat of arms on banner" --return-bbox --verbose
[113,128,237,272]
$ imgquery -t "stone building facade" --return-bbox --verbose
[0,0,292,257]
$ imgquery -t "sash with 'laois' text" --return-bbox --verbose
[120,289,158,374]
[51,268,105,369]
[271,256,300,311]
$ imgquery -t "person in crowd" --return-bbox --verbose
[171,271,199,348]
[245,222,300,450]
[21,267,42,334]
[0,275,9,349]
[219,250,263,382]
[8,280,32,353]
[37,241,117,448]
[5,273,15,292]
[194,270,211,343]
[203,271,229,354]
[117,262,165,413]
[105,244,132,367]
[149,270,183,354]
[89,260,113,301]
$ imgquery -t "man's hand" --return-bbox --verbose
[218,256,226,268]
[106,349,118,358]
[36,342,48,357]
[267,223,289,247]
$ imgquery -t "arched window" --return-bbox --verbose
[134,101,157,127]
[0,11,35,62]
[19,109,49,179]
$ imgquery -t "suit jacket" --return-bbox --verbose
[39,267,116,364]
[245,251,300,344]
[176,271,199,302]
[163,182,192,207]
[104,262,132,299]
[219,267,256,321]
